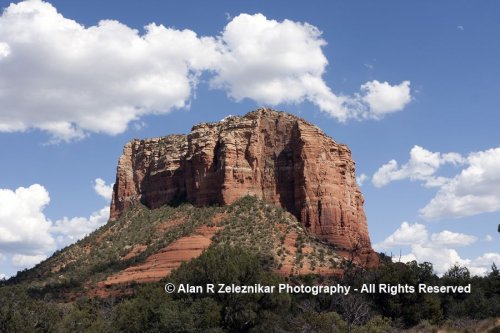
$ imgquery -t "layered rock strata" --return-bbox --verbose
[111,109,374,253]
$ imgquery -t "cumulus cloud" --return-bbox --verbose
[0,273,6,280]
[0,1,412,141]
[209,14,412,120]
[356,173,368,187]
[420,147,500,220]
[375,221,428,248]
[430,230,477,246]
[484,234,493,242]
[51,206,109,247]
[211,13,329,105]
[373,145,500,220]
[375,222,497,275]
[0,41,10,58]
[11,254,47,269]
[94,178,114,201]
[372,145,465,188]
[471,253,500,275]
[0,184,55,255]
[0,0,218,141]
[0,182,110,271]
[372,146,500,220]
[359,80,411,117]
[210,13,412,120]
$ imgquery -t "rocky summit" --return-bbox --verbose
[111,108,377,261]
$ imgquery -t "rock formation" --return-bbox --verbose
[111,108,375,254]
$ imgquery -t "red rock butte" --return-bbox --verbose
[111,108,374,254]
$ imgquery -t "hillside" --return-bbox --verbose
[111,108,377,260]
[9,196,348,300]
[1,206,498,332]
[2,109,497,332]
[7,109,382,299]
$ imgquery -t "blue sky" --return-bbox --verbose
[0,0,498,278]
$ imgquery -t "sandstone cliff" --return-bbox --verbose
[111,108,374,254]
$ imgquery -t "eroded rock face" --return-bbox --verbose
[111,109,374,253]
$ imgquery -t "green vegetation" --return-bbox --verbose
[8,202,222,297]
[7,196,340,298]
[0,196,498,332]
[1,245,499,332]
[213,196,342,273]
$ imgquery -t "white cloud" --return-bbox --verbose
[484,234,493,242]
[211,14,411,121]
[372,160,399,187]
[469,253,500,276]
[211,13,328,105]
[0,0,218,142]
[51,206,109,247]
[360,80,411,117]
[0,183,109,275]
[430,230,476,246]
[375,221,497,275]
[94,178,114,201]
[421,147,500,220]
[407,244,469,275]
[0,41,10,58]
[372,145,465,188]
[375,221,428,248]
[0,1,412,142]
[11,254,47,270]
[356,173,368,186]
[373,146,500,220]
[0,273,6,280]
[0,184,55,255]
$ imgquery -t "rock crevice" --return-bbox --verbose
[111,109,373,252]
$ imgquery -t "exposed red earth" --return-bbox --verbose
[111,109,376,259]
